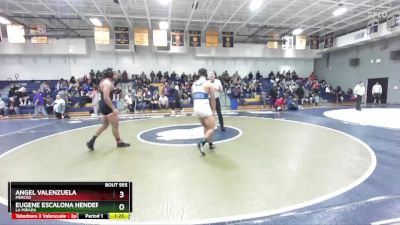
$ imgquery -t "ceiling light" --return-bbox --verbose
[159,21,169,30]
[158,0,170,6]
[292,28,303,35]
[89,18,102,27]
[249,0,263,11]
[333,6,348,17]
[0,16,11,25]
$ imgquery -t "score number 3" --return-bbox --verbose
[119,191,125,211]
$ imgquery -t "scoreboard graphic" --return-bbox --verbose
[8,182,132,220]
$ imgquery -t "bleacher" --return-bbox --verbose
[0,79,194,117]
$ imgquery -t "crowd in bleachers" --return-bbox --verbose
[0,68,355,118]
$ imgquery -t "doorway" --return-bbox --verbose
[367,77,388,104]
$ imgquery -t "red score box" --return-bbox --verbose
[12,212,78,220]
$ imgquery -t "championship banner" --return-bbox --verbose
[152,29,168,47]
[367,19,379,36]
[267,32,279,49]
[267,41,278,49]
[171,29,184,46]
[282,35,293,49]
[115,27,129,49]
[94,26,110,45]
[6,24,25,43]
[189,30,201,47]
[309,35,319,49]
[30,24,48,44]
[222,32,234,48]
[387,13,400,32]
[134,27,149,46]
[324,32,334,48]
[295,35,306,50]
[206,31,218,48]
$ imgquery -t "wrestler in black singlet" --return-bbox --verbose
[99,80,114,116]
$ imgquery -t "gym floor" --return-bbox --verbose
[0,106,399,225]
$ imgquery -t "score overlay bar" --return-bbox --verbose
[8,182,132,220]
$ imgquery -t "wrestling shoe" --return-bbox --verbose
[209,143,216,150]
[197,142,205,156]
[117,142,131,148]
[86,140,95,151]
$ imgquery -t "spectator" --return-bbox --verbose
[269,85,278,110]
[287,95,299,110]
[40,81,51,93]
[335,86,343,104]
[150,93,159,112]
[310,93,320,107]
[256,70,261,80]
[91,85,100,115]
[44,95,53,115]
[135,90,146,112]
[170,84,182,114]
[33,89,48,117]
[156,71,163,82]
[122,70,128,83]
[70,76,76,84]
[0,97,5,119]
[372,82,382,104]
[158,94,169,109]
[295,85,305,109]
[5,97,20,116]
[150,70,156,82]
[124,93,134,112]
[53,95,66,119]
[8,85,18,98]
[17,86,28,106]
[275,96,285,111]
[140,71,146,80]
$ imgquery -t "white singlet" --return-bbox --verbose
[192,78,213,118]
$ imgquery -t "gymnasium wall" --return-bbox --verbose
[314,35,400,104]
[0,39,314,80]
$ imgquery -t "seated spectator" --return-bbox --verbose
[309,93,320,106]
[135,90,146,112]
[308,72,317,81]
[150,93,159,112]
[124,93,134,112]
[16,86,29,106]
[113,87,122,102]
[44,95,53,114]
[8,85,18,98]
[53,95,66,119]
[5,97,20,116]
[158,94,169,109]
[40,81,51,93]
[0,97,5,119]
[33,90,47,118]
[287,95,299,111]
[275,96,285,111]
[335,86,343,104]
